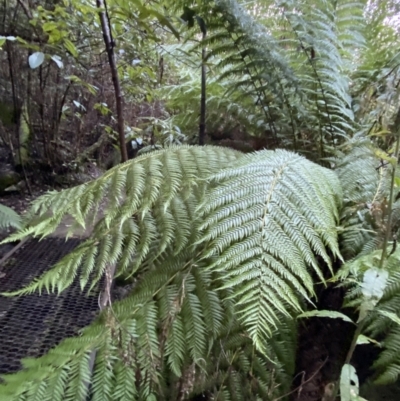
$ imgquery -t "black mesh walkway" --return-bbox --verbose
[0,238,102,374]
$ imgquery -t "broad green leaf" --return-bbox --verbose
[49,29,63,44]
[361,268,388,300]
[28,52,45,69]
[298,310,354,323]
[16,36,27,44]
[378,310,400,326]
[340,364,359,401]
[356,334,380,346]
[42,21,58,32]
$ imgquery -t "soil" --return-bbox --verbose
[289,285,354,401]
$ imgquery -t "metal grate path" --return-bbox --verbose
[0,238,102,374]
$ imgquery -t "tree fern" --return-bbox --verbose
[198,149,342,348]
[166,0,369,157]
[0,145,343,400]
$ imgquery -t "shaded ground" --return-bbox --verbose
[290,286,354,401]
[0,184,48,216]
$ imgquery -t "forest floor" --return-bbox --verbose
[0,186,47,251]
[0,182,100,240]
[0,184,48,216]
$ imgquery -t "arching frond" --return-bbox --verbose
[0,146,343,400]
[198,149,342,349]
[2,146,241,294]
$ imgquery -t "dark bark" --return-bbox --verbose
[290,285,354,401]
[96,0,128,162]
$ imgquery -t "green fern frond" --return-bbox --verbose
[0,203,21,230]
[2,146,241,295]
[334,140,389,259]
[198,149,342,349]
[0,146,345,400]
[0,254,290,400]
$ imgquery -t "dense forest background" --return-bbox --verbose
[1,0,400,400]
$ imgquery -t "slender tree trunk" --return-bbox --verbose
[6,42,32,195]
[96,0,128,162]
[199,31,207,146]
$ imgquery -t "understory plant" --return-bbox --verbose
[0,145,342,400]
[1,138,400,400]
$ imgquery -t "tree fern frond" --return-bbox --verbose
[0,203,21,230]
[197,149,342,349]
[0,146,345,399]
[165,314,185,376]
[3,146,241,295]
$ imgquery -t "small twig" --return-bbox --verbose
[0,237,29,267]
[390,234,397,256]
[273,356,328,401]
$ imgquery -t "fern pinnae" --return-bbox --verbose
[165,314,186,376]
[169,196,192,255]
[108,230,125,265]
[27,381,47,401]
[159,149,184,207]
[193,269,224,336]
[183,290,207,364]
[63,351,92,401]
[116,231,139,276]
[136,302,161,389]
[91,334,114,401]
[112,360,138,401]
[43,367,69,401]
[220,259,303,311]
[152,206,176,256]
[0,204,21,230]
[103,170,127,228]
